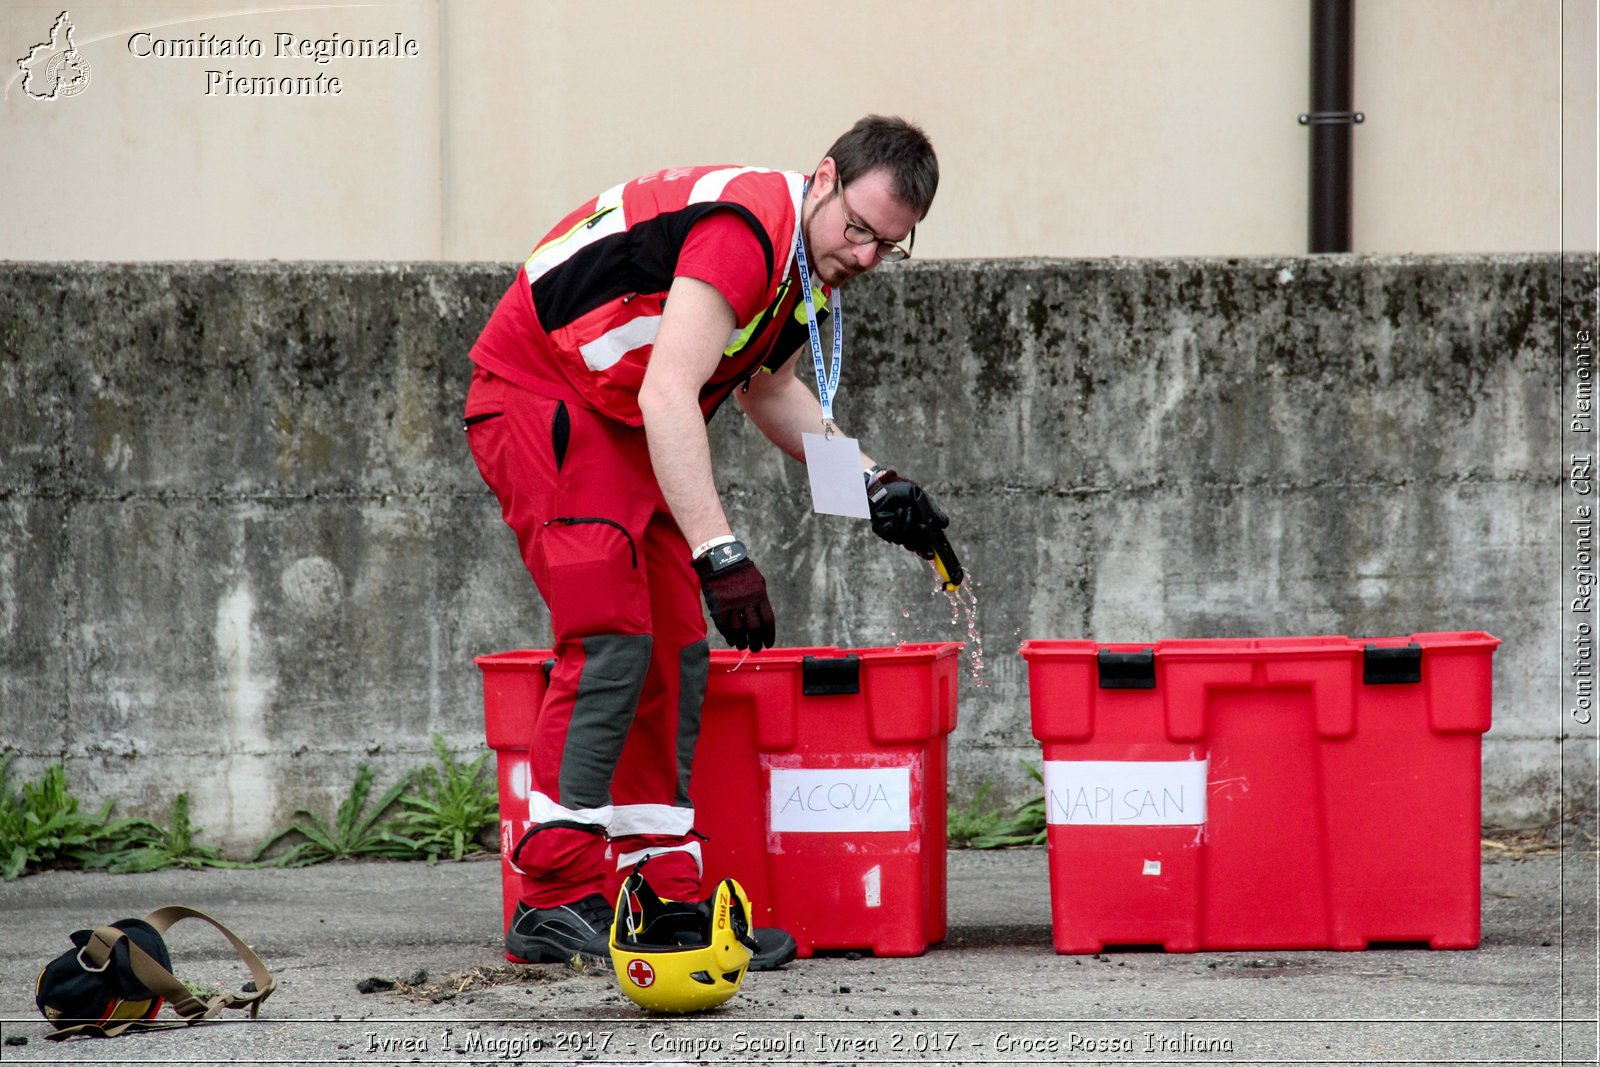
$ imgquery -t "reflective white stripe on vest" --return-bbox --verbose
[778,171,805,281]
[615,840,703,876]
[525,181,627,283]
[688,168,806,282]
[1043,760,1208,826]
[579,314,662,372]
[527,790,612,828]
[609,802,695,837]
[688,166,777,204]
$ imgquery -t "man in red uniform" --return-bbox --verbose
[464,116,952,969]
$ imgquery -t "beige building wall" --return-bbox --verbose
[1,0,1592,262]
[2,0,444,259]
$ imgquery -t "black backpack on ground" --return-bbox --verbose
[35,905,275,1040]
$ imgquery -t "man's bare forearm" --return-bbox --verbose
[640,391,731,549]
[638,276,739,550]
[737,359,878,471]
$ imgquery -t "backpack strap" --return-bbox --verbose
[45,906,276,1041]
[142,905,277,1019]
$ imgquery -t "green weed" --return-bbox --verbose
[395,734,498,862]
[86,793,240,874]
[2,742,501,877]
[948,780,1003,847]
[952,762,1049,850]
[252,764,418,867]
[0,755,114,880]
[181,978,223,1000]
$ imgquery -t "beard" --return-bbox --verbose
[821,259,859,287]
[801,198,844,287]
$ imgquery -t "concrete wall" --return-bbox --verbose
[0,255,1588,852]
[1,0,1592,261]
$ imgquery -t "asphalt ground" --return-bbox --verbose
[0,846,1594,1066]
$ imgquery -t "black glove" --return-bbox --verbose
[865,469,950,561]
[693,540,776,653]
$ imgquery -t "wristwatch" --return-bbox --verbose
[693,539,749,577]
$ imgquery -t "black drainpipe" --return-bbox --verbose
[1301,0,1363,252]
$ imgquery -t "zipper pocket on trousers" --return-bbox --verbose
[552,400,570,471]
[544,517,638,569]
[462,411,503,431]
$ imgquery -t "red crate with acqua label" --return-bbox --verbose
[478,642,962,958]
[1019,631,1499,954]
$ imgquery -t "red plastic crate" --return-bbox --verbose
[1019,631,1499,954]
[477,642,962,958]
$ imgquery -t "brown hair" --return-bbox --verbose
[823,115,939,219]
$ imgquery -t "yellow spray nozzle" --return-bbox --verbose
[928,530,963,592]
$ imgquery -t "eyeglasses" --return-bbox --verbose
[837,180,914,262]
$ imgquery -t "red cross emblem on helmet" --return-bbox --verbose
[626,958,656,988]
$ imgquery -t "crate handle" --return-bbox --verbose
[1097,649,1156,690]
[802,654,860,696]
[1363,643,1422,685]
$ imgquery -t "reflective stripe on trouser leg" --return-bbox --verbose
[615,841,702,872]
[608,806,701,898]
[611,837,704,901]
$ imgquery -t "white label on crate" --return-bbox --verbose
[769,767,912,833]
[1044,760,1208,826]
[1143,859,1163,876]
[863,865,883,907]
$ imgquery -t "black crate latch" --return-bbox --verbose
[802,654,860,696]
[1363,643,1422,685]
[1098,649,1156,690]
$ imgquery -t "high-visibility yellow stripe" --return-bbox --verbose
[721,281,828,358]
[523,180,627,279]
[723,279,788,356]
[524,204,618,273]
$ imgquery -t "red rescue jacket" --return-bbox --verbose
[470,165,829,426]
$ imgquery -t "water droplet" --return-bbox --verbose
[933,565,988,688]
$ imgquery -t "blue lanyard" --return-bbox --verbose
[793,183,843,423]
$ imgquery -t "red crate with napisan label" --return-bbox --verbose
[1020,632,1498,954]
[478,642,962,958]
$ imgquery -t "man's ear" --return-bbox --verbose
[812,156,837,195]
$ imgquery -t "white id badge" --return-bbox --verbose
[801,432,870,518]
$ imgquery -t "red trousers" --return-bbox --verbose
[465,367,708,906]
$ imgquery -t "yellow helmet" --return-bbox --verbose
[609,870,756,1014]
